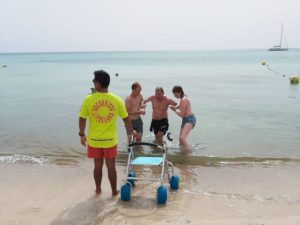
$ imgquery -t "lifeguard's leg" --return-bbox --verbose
[94,158,104,195]
[105,158,119,196]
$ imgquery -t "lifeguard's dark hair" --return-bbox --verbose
[94,70,110,88]
[172,85,184,98]
[131,82,141,90]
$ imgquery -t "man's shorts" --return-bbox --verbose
[87,145,117,158]
[126,117,143,135]
[150,118,169,135]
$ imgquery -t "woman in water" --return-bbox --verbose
[170,85,196,153]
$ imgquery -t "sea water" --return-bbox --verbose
[0,50,300,165]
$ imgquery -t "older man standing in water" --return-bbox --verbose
[143,87,177,143]
[125,82,145,142]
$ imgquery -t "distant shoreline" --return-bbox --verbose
[1,48,300,55]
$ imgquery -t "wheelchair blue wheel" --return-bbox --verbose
[157,186,168,204]
[169,175,180,190]
[120,182,131,201]
[127,171,136,186]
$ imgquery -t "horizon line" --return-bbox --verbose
[1,48,299,55]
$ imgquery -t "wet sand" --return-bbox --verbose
[0,160,300,225]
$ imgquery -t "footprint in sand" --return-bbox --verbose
[19,207,44,214]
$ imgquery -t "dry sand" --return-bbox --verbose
[0,160,300,225]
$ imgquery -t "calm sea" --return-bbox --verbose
[0,50,300,164]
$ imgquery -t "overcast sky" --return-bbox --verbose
[0,0,299,53]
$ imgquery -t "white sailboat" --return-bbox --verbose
[268,23,288,51]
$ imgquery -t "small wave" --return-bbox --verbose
[0,154,48,164]
[191,143,208,151]
[184,190,300,204]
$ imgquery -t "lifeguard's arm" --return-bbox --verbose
[79,117,87,146]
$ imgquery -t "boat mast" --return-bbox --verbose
[279,23,283,47]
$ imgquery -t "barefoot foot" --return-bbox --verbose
[95,188,102,196]
[112,190,119,196]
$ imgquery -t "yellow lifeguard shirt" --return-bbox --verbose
[79,92,128,148]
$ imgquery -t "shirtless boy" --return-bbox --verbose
[143,87,177,143]
[125,82,145,142]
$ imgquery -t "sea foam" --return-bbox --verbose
[0,154,47,164]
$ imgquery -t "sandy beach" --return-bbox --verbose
[1,160,300,225]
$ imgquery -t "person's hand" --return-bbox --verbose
[132,129,137,137]
[128,129,137,143]
[170,105,177,111]
[80,136,87,146]
[140,109,146,115]
[129,129,137,141]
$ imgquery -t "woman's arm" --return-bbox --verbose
[171,98,188,118]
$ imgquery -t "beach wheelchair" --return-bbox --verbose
[120,133,180,204]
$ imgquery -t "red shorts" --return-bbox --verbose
[87,145,117,159]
